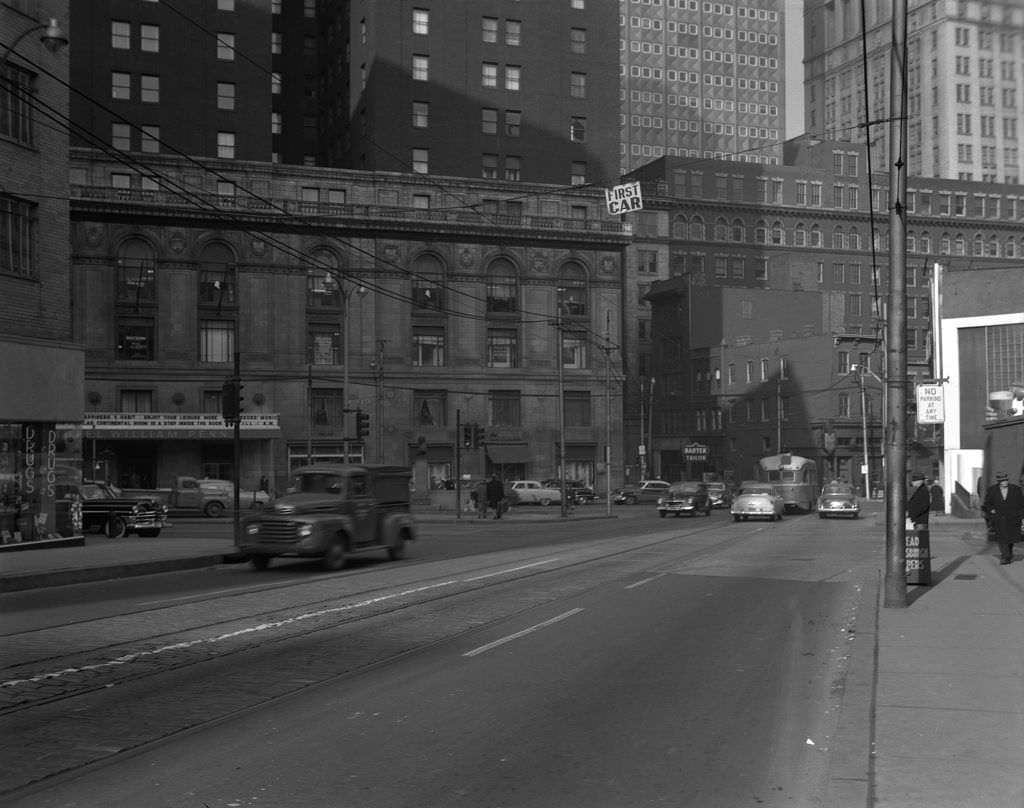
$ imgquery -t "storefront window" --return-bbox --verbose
[0,422,84,544]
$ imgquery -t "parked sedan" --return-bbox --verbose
[613,480,671,505]
[656,482,713,517]
[730,481,785,522]
[705,481,733,509]
[817,481,860,518]
[508,480,563,506]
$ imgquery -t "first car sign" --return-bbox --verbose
[605,181,643,215]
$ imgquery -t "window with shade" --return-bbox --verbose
[486,258,518,313]
[556,262,588,318]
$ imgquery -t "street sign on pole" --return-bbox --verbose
[916,384,945,424]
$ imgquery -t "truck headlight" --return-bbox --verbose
[297,525,313,538]
[245,524,260,536]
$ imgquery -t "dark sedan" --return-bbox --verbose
[656,482,713,518]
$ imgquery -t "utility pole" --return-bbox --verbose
[601,314,615,516]
[884,0,909,609]
[375,340,386,462]
[858,364,870,499]
[639,379,646,480]
[555,309,568,518]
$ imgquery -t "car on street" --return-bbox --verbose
[238,463,416,571]
[730,481,785,522]
[74,481,168,538]
[541,479,597,505]
[816,481,860,518]
[656,481,713,517]
[613,479,671,505]
[508,480,563,506]
[705,481,733,509]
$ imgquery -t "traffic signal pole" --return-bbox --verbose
[232,351,241,547]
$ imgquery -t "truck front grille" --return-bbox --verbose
[256,521,300,543]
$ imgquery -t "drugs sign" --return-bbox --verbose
[916,384,945,424]
[605,181,643,215]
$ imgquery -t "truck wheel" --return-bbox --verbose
[625,495,637,505]
[539,498,552,506]
[105,516,127,538]
[322,539,346,571]
[388,532,406,561]
[137,528,161,538]
[250,555,271,571]
[204,500,225,518]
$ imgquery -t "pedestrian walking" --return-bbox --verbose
[982,471,1024,565]
[474,479,489,519]
[928,478,944,516]
[486,474,505,520]
[907,472,931,528]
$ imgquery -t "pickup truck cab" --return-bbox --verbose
[237,463,416,571]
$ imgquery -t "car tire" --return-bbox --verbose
[705,505,712,516]
[733,514,740,522]
[659,511,667,518]
[204,500,225,518]
[105,516,127,538]
[819,512,826,519]
[136,528,161,538]
[539,498,552,506]
[250,555,271,571]
[388,532,406,561]
[322,538,346,571]
[625,495,637,505]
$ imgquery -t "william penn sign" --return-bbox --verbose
[605,181,643,215]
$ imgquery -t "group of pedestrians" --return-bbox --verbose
[908,470,1023,566]
[470,474,508,520]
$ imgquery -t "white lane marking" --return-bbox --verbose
[3,559,568,687]
[464,558,560,582]
[462,608,584,658]
[625,573,666,590]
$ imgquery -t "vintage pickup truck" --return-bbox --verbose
[237,463,416,571]
[166,477,270,517]
[78,481,168,538]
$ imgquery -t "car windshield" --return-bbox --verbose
[823,483,854,495]
[740,486,774,496]
[79,484,105,500]
[293,472,345,494]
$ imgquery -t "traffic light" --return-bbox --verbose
[221,380,238,422]
[473,424,486,448]
[356,409,370,439]
[462,425,474,448]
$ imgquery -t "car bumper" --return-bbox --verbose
[731,508,778,519]
[818,505,859,517]
[658,503,700,513]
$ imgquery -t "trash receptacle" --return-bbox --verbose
[905,525,932,585]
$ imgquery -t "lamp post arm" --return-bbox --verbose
[1,19,68,68]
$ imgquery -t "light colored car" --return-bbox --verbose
[508,480,562,506]
[614,479,671,504]
[656,482,713,518]
[817,481,860,518]
[730,481,785,522]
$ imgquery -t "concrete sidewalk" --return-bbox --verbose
[2,508,1021,806]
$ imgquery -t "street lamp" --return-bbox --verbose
[1,18,68,66]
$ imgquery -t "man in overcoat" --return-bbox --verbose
[907,472,931,528]
[982,471,1024,565]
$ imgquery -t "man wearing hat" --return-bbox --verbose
[907,472,931,529]
[983,472,1024,565]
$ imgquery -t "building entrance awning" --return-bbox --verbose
[486,443,534,464]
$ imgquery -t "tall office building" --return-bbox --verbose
[804,0,1023,184]
[619,0,787,174]
[325,0,621,186]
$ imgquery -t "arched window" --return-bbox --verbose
[732,218,745,242]
[832,226,844,249]
[412,252,445,310]
[672,214,687,239]
[848,227,861,250]
[973,233,985,256]
[116,237,156,305]
[793,222,806,247]
[689,216,705,241]
[557,261,588,318]
[771,221,784,245]
[198,242,236,308]
[919,232,931,253]
[486,257,518,313]
[307,248,342,308]
[940,233,951,255]
[1007,237,1017,258]
[907,232,916,253]
[987,235,999,257]
[954,234,966,256]
[754,220,768,243]
[810,224,822,247]
[714,217,729,241]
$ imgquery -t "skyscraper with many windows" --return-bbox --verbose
[804,0,1023,184]
[619,0,787,174]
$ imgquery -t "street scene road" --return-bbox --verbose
[1,508,885,807]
